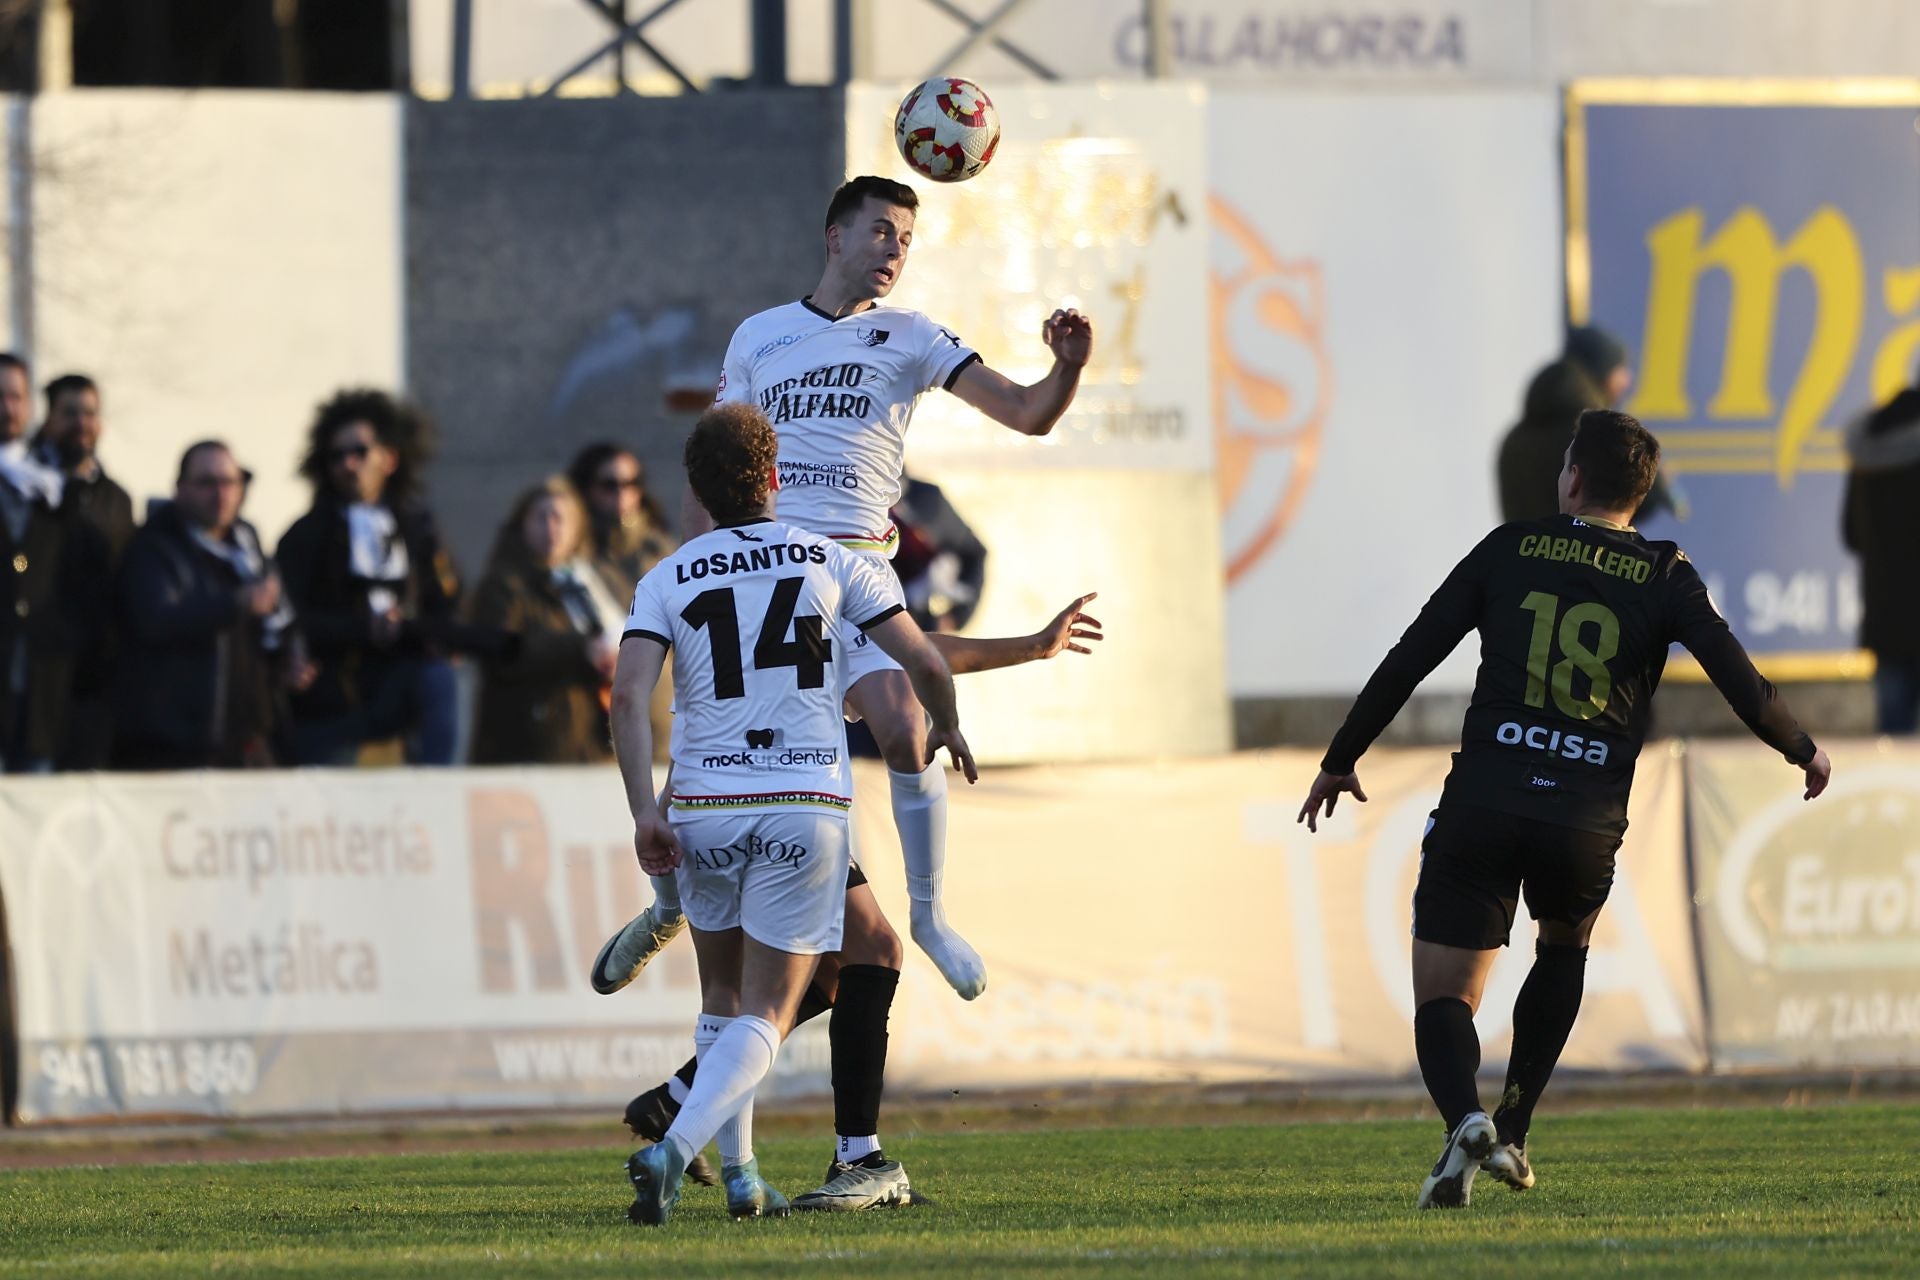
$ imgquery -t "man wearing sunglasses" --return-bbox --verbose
[276,389,466,766]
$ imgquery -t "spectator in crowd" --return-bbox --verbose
[1843,364,1920,734]
[276,389,463,766]
[568,441,675,755]
[35,374,136,769]
[114,441,309,769]
[468,477,624,765]
[568,442,675,595]
[1563,325,1634,410]
[1497,359,1607,524]
[35,374,135,563]
[0,353,111,773]
[891,473,987,633]
[1497,326,1677,525]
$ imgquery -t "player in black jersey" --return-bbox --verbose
[1298,410,1831,1210]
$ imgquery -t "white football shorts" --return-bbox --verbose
[668,808,852,954]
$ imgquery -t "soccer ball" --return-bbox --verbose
[894,77,1001,183]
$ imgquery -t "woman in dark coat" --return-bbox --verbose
[468,477,626,765]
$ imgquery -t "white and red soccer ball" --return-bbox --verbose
[893,77,1001,183]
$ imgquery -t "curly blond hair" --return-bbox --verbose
[685,402,778,522]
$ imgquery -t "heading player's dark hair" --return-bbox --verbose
[1568,409,1660,512]
[0,353,27,381]
[825,175,918,232]
[685,403,778,523]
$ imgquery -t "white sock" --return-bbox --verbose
[666,1075,691,1106]
[663,1015,779,1166]
[649,872,683,917]
[838,1133,880,1162]
[691,1014,751,1167]
[890,764,986,1000]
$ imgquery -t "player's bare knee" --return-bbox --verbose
[878,741,925,776]
[1536,920,1597,950]
[841,908,904,969]
[872,716,928,775]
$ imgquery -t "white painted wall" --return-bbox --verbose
[10,90,405,546]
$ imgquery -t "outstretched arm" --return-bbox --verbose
[1300,542,1488,832]
[1671,562,1828,799]
[948,309,1092,437]
[928,592,1102,675]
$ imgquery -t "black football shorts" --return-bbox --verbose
[845,860,868,891]
[1412,804,1621,950]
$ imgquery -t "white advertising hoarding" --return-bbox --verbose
[1,754,1703,1122]
[844,82,1229,760]
[847,82,1214,474]
[1207,88,1562,695]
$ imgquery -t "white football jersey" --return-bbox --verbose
[624,518,907,814]
[715,299,979,556]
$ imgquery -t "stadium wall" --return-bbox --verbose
[2,749,1908,1124]
[0,90,406,545]
[404,90,848,577]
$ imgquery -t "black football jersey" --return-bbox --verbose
[1323,514,1815,836]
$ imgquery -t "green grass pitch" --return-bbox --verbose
[2,1104,1916,1278]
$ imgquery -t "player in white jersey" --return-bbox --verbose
[617,403,974,1227]
[713,174,1091,1001]
[602,174,1095,1213]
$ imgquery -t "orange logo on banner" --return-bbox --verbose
[1210,195,1332,583]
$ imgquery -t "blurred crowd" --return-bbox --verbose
[0,356,993,774]
[0,357,682,773]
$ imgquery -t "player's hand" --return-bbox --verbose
[1297,769,1367,833]
[926,724,979,784]
[1801,747,1831,801]
[634,813,684,875]
[1033,592,1103,660]
[1042,308,1093,368]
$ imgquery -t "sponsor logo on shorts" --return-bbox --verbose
[690,832,813,870]
[1497,720,1611,766]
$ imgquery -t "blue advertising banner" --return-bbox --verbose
[1567,81,1920,676]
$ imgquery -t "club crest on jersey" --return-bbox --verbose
[859,327,891,348]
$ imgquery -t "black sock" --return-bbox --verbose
[1494,943,1587,1147]
[830,964,900,1142]
[1414,997,1483,1131]
[796,980,835,1027]
[665,981,835,1101]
